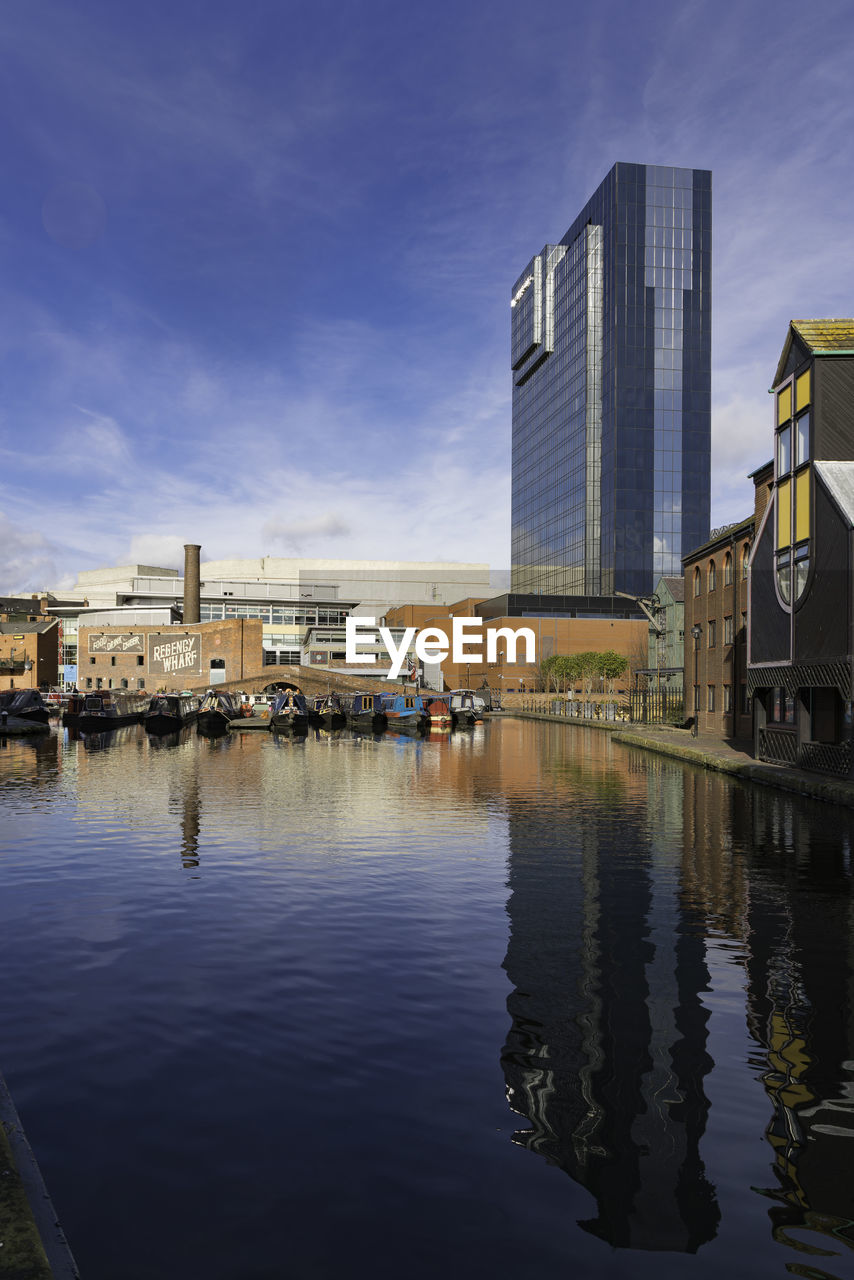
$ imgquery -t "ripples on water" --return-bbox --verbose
[2,720,854,1278]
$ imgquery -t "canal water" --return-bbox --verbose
[1,718,854,1279]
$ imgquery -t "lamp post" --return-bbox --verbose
[691,624,702,737]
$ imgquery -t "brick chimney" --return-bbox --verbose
[183,544,201,624]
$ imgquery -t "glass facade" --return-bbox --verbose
[511,163,711,597]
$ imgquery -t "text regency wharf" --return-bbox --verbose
[345,617,536,680]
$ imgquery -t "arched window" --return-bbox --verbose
[742,544,750,578]
[708,560,716,592]
[723,552,733,586]
[693,567,701,597]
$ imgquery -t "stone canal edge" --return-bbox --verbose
[502,710,854,809]
[0,1070,79,1279]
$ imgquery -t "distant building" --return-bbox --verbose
[511,162,711,599]
[77,619,265,693]
[0,618,60,691]
[385,594,648,692]
[683,517,754,739]
[22,557,491,683]
[643,575,685,689]
[748,320,854,776]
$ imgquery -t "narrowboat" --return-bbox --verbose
[269,689,310,733]
[313,693,346,729]
[343,692,387,732]
[448,690,478,728]
[448,688,488,720]
[424,696,453,729]
[145,693,199,734]
[0,689,51,724]
[62,689,148,730]
[381,693,427,732]
[196,690,238,735]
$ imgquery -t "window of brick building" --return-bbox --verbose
[707,685,716,712]
[707,619,716,647]
[740,684,750,715]
[89,657,95,665]
[137,656,144,666]
[693,567,701,596]
[724,615,733,645]
[742,544,750,578]
[110,656,116,666]
[708,560,716,591]
[723,684,732,713]
[723,553,733,585]
[693,685,700,711]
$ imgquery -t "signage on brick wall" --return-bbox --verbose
[88,633,145,655]
[147,632,202,676]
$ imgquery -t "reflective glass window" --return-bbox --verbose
[776,550,791,603]
[777,425,791,476]
[793,543,809,602]
[796,413,809,466]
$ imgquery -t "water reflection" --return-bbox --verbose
[501,735,854,1271]
[501,761,719,1253]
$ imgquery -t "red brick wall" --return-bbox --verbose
[77,619,264,692]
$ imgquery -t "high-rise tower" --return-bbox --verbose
[510,163,711,598]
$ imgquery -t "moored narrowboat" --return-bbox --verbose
[313,693,346,729]
[343,692,387,732]
[0,689,51,724]
[269,689,310,733]
[449,690,478,728]
[197,690,238,735]
[63,689,148,730]
[381,693,427,732]
[145,693,199,734]
[424,696,452,729]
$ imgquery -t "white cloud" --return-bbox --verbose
[0,512,61,593]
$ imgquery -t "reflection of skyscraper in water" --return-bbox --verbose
[739,791,854,1266]
[501,767,719,1252]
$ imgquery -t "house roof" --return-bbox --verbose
[658,575,684,602]
[815,461,854,527]
[681,516,754,566]
[773,319,854,387]
[0,620,58,635]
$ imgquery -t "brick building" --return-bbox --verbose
[0,619,60,692]
[77,619,264,693]
[682,515,755,739]
[385,597,648,692]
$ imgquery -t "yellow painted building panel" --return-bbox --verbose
[795,369,810,412]
[777,479,791,548]
[795,469,810,542]
[777,384,792,426]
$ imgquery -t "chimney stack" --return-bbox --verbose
[183,544,201,624]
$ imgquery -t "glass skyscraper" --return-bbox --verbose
[510,163,711,599]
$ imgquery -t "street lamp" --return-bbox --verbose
[691,624,702,737]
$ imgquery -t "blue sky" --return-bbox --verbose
[2,0,854,591]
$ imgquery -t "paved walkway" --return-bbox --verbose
[506,710,854,809]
